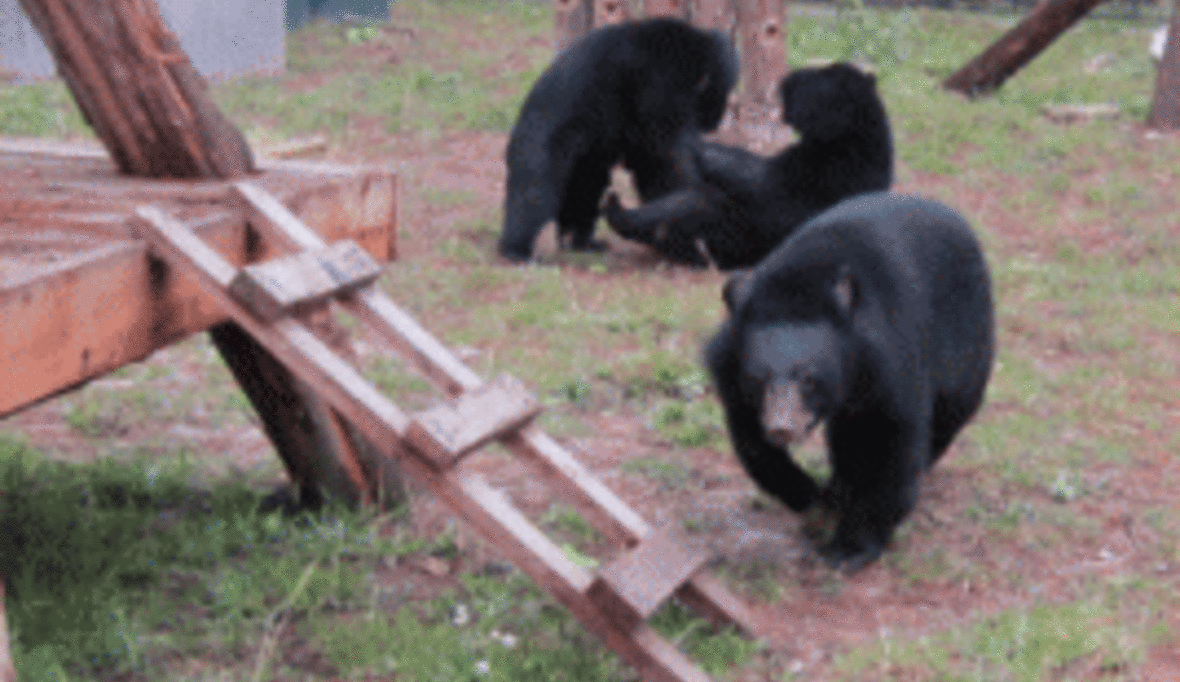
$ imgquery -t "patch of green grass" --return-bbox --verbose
[0,435,418,680]
[836,598,1159,681]
[620,457,691,490]
[650,600,760,677]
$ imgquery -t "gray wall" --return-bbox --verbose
[0,0,285,83]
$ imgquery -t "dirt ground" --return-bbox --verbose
[4,12,1180,680]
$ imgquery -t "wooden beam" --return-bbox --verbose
[228,241,383,321]
[589,525,711,632]
[0,581,13,682]
[406,375,543,470]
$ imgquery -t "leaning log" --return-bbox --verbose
[1150,5,1180,128]
[943,0,1110,97]
[15,0,404,509]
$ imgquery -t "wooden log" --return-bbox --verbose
[737,0,787,115]
[645,0,689,19]
[942,0,1110,97]
[0,581,13,682]
[554,0,593,51]
[15,0,254,178]
[594,0,629,27]
[1151,4,1180,129]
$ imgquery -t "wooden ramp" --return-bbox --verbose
[130,181,759,682]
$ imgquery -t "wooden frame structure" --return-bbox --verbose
[0,137,397,419]
[1,138,758,679]
[130,180,759,681]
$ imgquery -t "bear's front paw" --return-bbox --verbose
[818,522,886,573]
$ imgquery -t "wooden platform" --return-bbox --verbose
[0,137,398,418]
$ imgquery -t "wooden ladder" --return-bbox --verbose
[130,182,759,682]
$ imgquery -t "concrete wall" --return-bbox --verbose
[0,0,285,83]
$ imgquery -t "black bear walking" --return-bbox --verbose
[706,193,995,571]
[498,18,739,262]
[603,62,892,269]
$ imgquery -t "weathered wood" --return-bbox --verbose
[0,581,14,682]
[132,206,411,435]
[645,0,689,19]
[406,375,542,470]
[16,0,255,178]
[228,241,383,321]
[232,180,472,394]
[738,0,787,112]
[594,0,629,26]
[0,164,396,419]
[135,202,729,681]
[554,0,594,51]
[943,0,1110,97]
[1151,3,1180,129]
[1042,103,1120,124]
[589,525,711,632]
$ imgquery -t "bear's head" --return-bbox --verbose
[722,265,858,447]
[778,63,882,143]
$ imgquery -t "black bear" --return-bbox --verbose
[498,19,739,262]
[603,62,892,269]
[705,192,995,571]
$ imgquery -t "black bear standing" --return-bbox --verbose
[706,192,995,571]
[603,63,892,269]
[498,19,739,262]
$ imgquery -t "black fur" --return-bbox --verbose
[498,19,739,262]
[706,193,995,571]
[604,63,892,269]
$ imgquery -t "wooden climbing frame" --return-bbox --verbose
[130,181,760,682]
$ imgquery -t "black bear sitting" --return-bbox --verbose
[705,192,995,571]
[498,19,739,262]
[603,62,892,269]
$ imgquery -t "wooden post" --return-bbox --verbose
[594,0,630,26]
[646,0,690,19]
[554,0,594,51]
[738,0,787,113]
[1150,2,1180,128]
[0,581,13,682]
[16,0,405,510]
[943,0,1110,97]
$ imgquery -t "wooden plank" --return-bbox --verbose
[0,213,245,418]
[232,181,472,392]
[257,134,328,160]
[0,581,14,682]
[0,164,395,418]
[588,525,711,632]
[507,427,652,547]
[231,177,754,656]
[130,206,411,437]
[674,573,761,638]
[228,240,383,321]
[405,375,542,469]
[440,472,710,682]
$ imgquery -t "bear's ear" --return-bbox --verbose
[832,264,857,317]
[722,269,754,313]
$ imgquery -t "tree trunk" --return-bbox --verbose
[16,0,405,510]
[1150,4,1180,128]
[645,0,690,19]
[738,0,787,112]
[554,0,593,51]
[943,0,1110,97]
[0,581,13,682]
